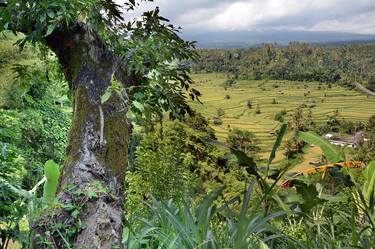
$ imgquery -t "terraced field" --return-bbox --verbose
[189,73,375,163]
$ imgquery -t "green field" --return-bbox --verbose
[189,73,375,164]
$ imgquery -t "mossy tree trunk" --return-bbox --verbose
[33,24,129,249]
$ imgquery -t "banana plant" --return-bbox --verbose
[298,131,344,163]
[230,123,291,212]
[294,131,365,192]
[296,132,374,219]
[355,160,375,231]
[231,123,288,184]
[363,160,375,203]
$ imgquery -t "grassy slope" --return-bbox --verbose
[0,33,40,106]
[189,73,375,167]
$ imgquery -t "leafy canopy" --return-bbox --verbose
[0,0,199,120]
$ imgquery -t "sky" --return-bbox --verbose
[124,0,375,34]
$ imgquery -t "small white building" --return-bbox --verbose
[324,131,366,148]
[324,133,333,139]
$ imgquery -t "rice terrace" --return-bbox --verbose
[189,73,375,171]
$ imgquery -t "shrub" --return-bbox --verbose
[126,123,195,217]
[275,110,287,122]
[284,135,305,159]
[185,112,216,140]
[247,99,252,109]
[18,103,70,189]
[255,104,261,114]
[217,108,225,117]
[223,78,236,89]
[124,186,287,249]
[227,129,260,158]
[0,127,27,247]
[213,117,223,125]
[126,120,228,217]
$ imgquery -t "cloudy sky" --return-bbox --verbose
[125,0,375,34]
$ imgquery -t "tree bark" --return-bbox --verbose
[33,24,129,249]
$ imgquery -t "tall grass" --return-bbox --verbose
[124,182,287,249]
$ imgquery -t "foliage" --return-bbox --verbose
[213,116,223,126]
[126,120,227,217]
[363,160,375,203]
[217,108,225,117]
[223,78,236,89]
[12,102,69,192]
[255,104,261,114]
[0,159,60,248]
[289,107,312,132]
[246,99,252,109]
[0,36,69,246]
[3,48,68,109]
[124,185,287,249]
[192,43,375,90]
[354,115,375,163]
[42,160,60,206]
[298,131,343,163]
[185,112,216,140]
[1,0,200,126]
[1,1,375,248]
[293,181,325,213]
[126,122,195,217]
[274,110,287,123]
[227,129,261,158]
[230,123,290,215]
[319,111,342,134]
[0,127,26,248]
[283,136,305,159]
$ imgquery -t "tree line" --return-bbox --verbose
[192,42,375,90]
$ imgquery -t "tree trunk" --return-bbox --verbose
[33,24,129,249]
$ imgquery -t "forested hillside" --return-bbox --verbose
[193,43,375,90]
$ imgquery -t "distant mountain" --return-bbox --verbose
[181,30,375,48]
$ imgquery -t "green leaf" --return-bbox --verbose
[230,148,258,175]
[71,209,80,219]
[0,178,31,199]
[132,101,145,112]
[42,160,60,206]
[268,123,287,169]
[298,131,343,163]
[101,89,112,104]
[364,160,375,202]
[294,181,325,213]
[47,11,55,18]
[39,13,47,23]
[87,191,97,199]
[45,24,56,37]
[259,241,270,249]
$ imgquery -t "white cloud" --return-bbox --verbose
[123,0,375,34]
[311,11,375,34]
